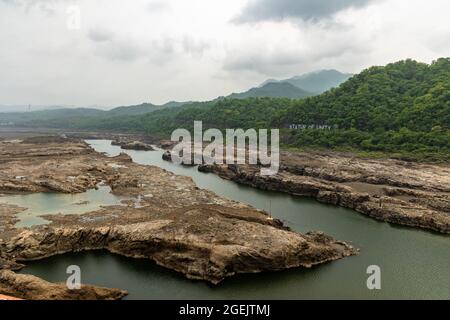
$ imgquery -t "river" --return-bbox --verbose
[18,140,450,299]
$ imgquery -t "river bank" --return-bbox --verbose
[0,135,356,299]
[12,138,450,299]
[197,153,450,234]
[148,135,450,234]
[64,132,450,234]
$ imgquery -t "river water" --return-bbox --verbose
[0,185,127,228]
[18,140,450,299]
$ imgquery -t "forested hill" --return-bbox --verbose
[227,82,313,99]
[137,58,450,161]
[107,101,188,116]
[1,58,449,161]
[278,58,450,161]
[279,58,450,132]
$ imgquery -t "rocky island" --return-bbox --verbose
[111,139,155,151]
[0,136,357,300]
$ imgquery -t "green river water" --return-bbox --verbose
[15,140,450,299]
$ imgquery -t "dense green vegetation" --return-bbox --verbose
[151,58,450,161]
[279,58,449,132]
[2,58,449,162]
[227,82,313,99]
[276,58,450,161]
[107,101,188,116]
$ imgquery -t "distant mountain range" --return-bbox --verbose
[227,82,314,100]
[0,69,351,123]
[225,69,352,100]
[0,105,75,113]
[107,101,190,116]
[260,69,353,94]
[2,58,447,162]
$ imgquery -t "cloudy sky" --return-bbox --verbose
[0,0,449,107]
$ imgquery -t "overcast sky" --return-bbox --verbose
[0,0,449,107]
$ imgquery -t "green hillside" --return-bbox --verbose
[227,82,313,99]
[279,59,449,132]
[2,58,448,161]
[108,101,186,116]
[145,58,450,161]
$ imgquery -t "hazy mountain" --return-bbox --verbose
[0,108,106,124]
[263,70,353,94]
[257,79,278,88]
[108,101,190,116]
[161,101,192,108]
[0,105,71,113]
[228,82,314,99]
[0,101,190,126]
[108,103,162,116]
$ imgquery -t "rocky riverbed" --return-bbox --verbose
[0,136,357,300]
[197,150,450,234]
[111,139,155,151]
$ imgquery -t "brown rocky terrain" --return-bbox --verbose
[0,270,127,300]
[197,150,450,234]
[111,139,155,151]
[0,136,357,300]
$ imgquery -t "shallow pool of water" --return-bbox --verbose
[0,185,126,228]
[19,140,450,299]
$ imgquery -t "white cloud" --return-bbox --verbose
[233,0,375,23]
[0,0,448,107]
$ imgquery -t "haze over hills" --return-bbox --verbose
[0,105,74,113]
[227,82,314,100]
[261,70,353,94]
[1,59,449,163]
[0,68,347,120]
[17,57,444,162]
[0,101,191,125]
[0,108,107,126]
[227,69,351,99]
[107,101,190,116]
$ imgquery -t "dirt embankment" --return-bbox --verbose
[0,136,357,300]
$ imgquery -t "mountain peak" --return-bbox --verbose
[229,81,313,100]
[260,69,353,94]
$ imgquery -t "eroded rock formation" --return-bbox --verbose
[111,139,155,151]
[198,150,450,234]
[0,270,127,300]
[0,136,357,299]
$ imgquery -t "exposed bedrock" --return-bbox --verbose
[0,270,127,300]
[198,162,450,234]
[0,136,358,299]
[2,213,356,285]
[111,139,155,151]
